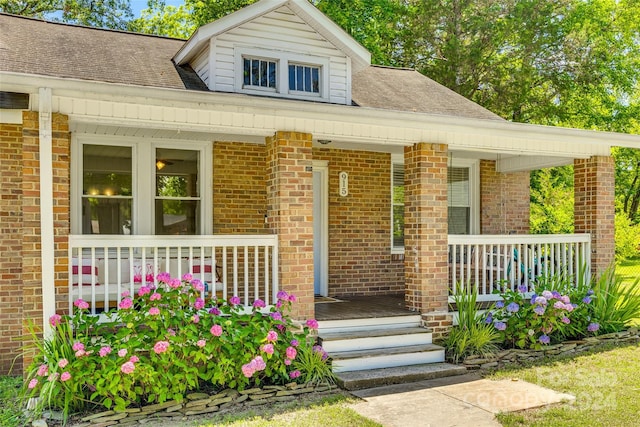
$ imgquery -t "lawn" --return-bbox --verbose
[616,256,640,286]
[491,343,640,427]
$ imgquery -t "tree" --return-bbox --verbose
[128,0,194,39]
[530,167,574,234]
[0,0,133,29]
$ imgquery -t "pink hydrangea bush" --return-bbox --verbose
[23,275,329,419]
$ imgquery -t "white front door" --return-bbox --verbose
[312,161,328,296]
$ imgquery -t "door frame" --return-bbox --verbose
[313,160,329,296]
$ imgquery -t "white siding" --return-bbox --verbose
[206,5,350,104]
[192,46,210,88]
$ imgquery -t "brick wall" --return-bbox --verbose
[404,143,449,314]
[213,142,268,234]
[314,148,404,297]
[480,160,530,234]
[266,132,314,319]
[574,156,615,273]
[0,122,24,374]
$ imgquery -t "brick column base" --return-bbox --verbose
[421,311,454,341]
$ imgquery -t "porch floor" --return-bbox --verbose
[315,294,415,321]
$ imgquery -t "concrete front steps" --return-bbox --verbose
[318,315,467,390]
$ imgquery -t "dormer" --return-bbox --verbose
[173,0,371,105]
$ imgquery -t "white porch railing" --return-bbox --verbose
[448,234,591,301]
[68,235,279,314]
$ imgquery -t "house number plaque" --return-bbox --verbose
[339,171,348,197]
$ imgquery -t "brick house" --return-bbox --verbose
[1,0,638,375]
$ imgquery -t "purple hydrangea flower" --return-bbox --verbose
[551,291,562,299]
[534,296,547,306]
[561,316,571,324]
[518,284,528,293]
[530,294,538,304]
[506,302,520,313]
[541,290,553,299]
[533,305,546,315]
[495,301,504,309]
[539,334,551,344]
[582,296,592,304]
[494,321,507,331]
[587,323,600,332]
[587,289,594,296]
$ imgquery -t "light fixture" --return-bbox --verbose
[156,160,166,170]
[317,139,332,145]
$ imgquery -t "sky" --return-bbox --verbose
[130,0,185,18]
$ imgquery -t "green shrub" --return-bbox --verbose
[444,284,499,363]
[22,274,328,421]
[591,266,640,333]
[615,212,640,261]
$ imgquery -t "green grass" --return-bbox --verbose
[616,256,640,286]
[490,343,640,427]
[0,376,26,427]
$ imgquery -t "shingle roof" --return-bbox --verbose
[351,66,503,120]
[0,13,501,120]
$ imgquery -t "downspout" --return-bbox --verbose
[39,87,56,337]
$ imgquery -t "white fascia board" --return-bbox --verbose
[497,155,575,173]
[174,0,288,65]
[4,71,640,156]
[288,0,371,71]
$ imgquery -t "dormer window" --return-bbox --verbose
[243,57,277,90]
[289,64,320,94]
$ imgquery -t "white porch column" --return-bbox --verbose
[39,87,56,337]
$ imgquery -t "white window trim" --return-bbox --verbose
[71,134,213,235]
[234,46,330,101]
[389,155,480,254]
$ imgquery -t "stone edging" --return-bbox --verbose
[38,383,334,426]
[463,328,640,370]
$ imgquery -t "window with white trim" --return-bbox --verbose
[288,63,320,94]
[243,57,277,90]
[74,138,210,236]
[391,158,479,251]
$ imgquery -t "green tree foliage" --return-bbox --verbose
[530,167,574,234]
[0,0,133,29]
[128,0,194,38]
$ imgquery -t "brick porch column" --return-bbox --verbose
[404,143,451,337]
[266,131,314,320]
[574,156,615,274]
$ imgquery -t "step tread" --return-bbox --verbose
[330,343,444,360]
[318,315,422,328]
[335,363,468,391]
[320,326,431,342]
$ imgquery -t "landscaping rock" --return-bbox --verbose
[89,412,128,423]
[31,419,47,427]
[81,411,115,422]
[165,404,184,412]
[209,396,234,406]
[186,392,210,400]
[185,398,211,408]
[239,388,262,395]
[140,400,179,412]
[184,406,219,416]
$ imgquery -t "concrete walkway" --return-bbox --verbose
[349,373,575,427]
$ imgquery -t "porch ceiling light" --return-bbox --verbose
[317,139,332,145]
[156,160,166,170]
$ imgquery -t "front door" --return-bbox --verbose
[312,161,328,296]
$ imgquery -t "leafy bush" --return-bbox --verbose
[591,266,640,333]
[22,274,329,421]
[490,275,598,349]
[444,284,499,363]
[615,212,640,261]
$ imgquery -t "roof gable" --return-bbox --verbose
[173,0,371,72]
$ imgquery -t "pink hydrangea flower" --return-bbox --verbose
[252,356,266,371]
[289,370,301,379]
[49,314,62,327]
[194,297,205,310]
[75,350,86,358]
[129,355,140,363]
[284,358,292,366]
[28,378,38,389]
[167,328,176,336]
[37,364,48,377]
[253,299,266,308]
[192,279,204,292]
[209,307,221,315]
[288,294,296,302]
[156,272,171,283]
[241,363,254,378]
[290,339,299,347]
[74,299,90,310]
[182,273,193,282]
[277,290,289,300]
[153,341,170,354]
[150,293,161,301]
[118,349,128,357]
[229,296,241,306]
[210,324,223,337]
[122,290,130,297]
[121,361,135,374]
[261,343,274,355]
[119,298,133,310]
[138,286,151,297]
[58,358,68,369]
[60,372,71,382]
[306,319,319,329]
[72,341,85,352]
[192,314,200,324]
[149,307,160,315]
[560,295,571,304]
[99,346,112,357]
[168,278,182,289]
[553,301,565,310]
[270,312,283,321]
[197,339,206,348]
[286,346,297,360]
[266,330,278,342]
